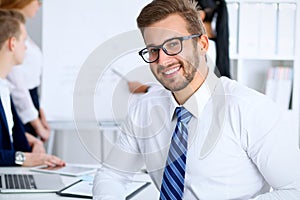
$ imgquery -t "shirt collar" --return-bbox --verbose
[168,68,220,121]
[0,79,14,91]
[0,78,7,85]
[0,78,12,89]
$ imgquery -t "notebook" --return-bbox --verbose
[30,164,98,177]
[57,179,151,199]
[0,173,65,193]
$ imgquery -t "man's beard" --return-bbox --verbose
[153,51,199,92]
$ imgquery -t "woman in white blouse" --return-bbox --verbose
[0,0,50,141]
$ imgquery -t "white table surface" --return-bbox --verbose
[0,166,159,200]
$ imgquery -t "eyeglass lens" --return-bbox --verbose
[142,38,182,63]
[139,34,201,63]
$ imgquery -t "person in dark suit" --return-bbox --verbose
[0,98,31,165]
[0,0,51,142]
[0,10,65,166]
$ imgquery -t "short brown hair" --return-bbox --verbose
[137,0,206,36]
[0,9,25,23]
[0,0,35,9]
[0,17,22,50]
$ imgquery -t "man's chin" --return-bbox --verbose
[163,83,189,92]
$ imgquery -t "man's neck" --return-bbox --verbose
[0,54,14,79]
[173,67,208,105]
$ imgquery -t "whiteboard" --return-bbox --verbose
[41,0,154,121]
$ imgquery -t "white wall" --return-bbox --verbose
[41,0,151,122]
[40,1,152,164]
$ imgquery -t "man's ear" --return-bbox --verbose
[8,37,16,51]
[199,10,206,21]
[198,34,209,53]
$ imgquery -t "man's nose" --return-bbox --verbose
[157,49,172,65]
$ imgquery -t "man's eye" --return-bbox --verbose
[168,41,180,48]
[141,50,148,56]
[149,48,159,54]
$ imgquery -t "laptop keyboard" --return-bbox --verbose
[4,174,37,189]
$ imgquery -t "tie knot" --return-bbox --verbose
[175,107,192,124]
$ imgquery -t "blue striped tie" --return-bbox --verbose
[160,107,192,200]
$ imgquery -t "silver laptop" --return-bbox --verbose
[0,173,65,193]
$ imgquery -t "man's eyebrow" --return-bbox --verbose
[145,36,178,48]
[145,43,159,48]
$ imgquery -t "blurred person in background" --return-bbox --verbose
[0,0,50,142]
[0,9,65,167]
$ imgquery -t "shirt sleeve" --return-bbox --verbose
[0,150,16,166]
[93,166,132,200]
[7,66,39,124]
[92,116,145,199]
[245,98,300,199]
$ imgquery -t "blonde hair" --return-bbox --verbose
[0,0,35,9]
[0,16,23,49]
[0,9,25,23]
[0,9,25,49]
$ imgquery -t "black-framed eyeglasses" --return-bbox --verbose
[138,34,201,63]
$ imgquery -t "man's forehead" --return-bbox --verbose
[143,28,179,44]
[143,29,190,46]
[142,14,190,45]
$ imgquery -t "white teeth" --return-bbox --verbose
[164,67,179,75]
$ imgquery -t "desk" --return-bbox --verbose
[0,166,159,200]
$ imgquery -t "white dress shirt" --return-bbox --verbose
[0,79,14,142]
[7,36,42,123]
[93,70,300,199]
[207,39,216,72]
